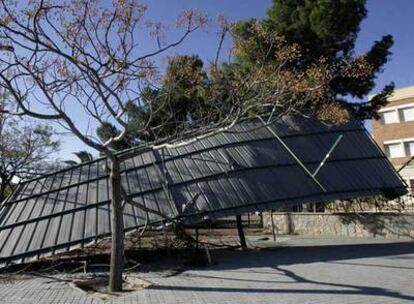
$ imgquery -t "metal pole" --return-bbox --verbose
[270,211,276,242]
[236,215,247,249]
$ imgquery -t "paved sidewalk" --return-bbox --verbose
[0,236,413,304]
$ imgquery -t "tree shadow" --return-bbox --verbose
[148,241,414,301]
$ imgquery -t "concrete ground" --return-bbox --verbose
[0,235,413,304]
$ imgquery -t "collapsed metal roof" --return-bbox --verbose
[0,116,407,265]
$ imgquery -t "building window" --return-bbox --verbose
[381,110,399,124]
[405,141,414,156]
[401,106,414,122]
[385,142,405,158]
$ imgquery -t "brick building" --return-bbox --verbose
[372,85,414,194]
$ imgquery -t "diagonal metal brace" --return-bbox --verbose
[258,116,327,192]
[312,134,343,178]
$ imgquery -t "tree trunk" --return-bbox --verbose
[236,215,246,249]
[270,211,276,241]
[109,158,124,292]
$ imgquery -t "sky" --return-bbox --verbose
[57,0,414,161]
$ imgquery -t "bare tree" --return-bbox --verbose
[0,91,59,201]
[0,0,210,291]
[0,0,372,291]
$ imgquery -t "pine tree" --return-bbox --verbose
[233,0,394,119]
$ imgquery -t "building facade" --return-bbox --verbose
[372,85,414,195]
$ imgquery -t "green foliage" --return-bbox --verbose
[233,0,394,119]
[97,122,132,151]
[265,0,367,63]
[352,83,395,120]
[97,1,391,151]
[64,150,94,167]
[0,92,60,187]
[74,151,94,163]
[0,184,11,202]
[97,55,219,149]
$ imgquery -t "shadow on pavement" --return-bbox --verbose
[149,240,414,301]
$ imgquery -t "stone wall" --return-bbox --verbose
[263,212,414,238]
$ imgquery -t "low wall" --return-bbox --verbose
[263,212,414,239]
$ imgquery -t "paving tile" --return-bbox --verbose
[0,236,413,304]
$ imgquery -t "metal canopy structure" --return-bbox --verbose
[0,116,407,265]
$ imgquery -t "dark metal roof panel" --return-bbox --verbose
[0,116,406,265]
